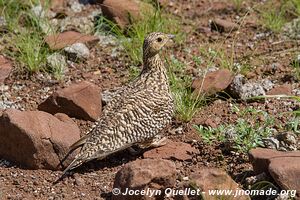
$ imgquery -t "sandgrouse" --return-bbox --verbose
[62,32,175,174]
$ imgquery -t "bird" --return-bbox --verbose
[62,32,175,175]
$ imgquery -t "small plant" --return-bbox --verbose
[258,0,300,33]
[260,8,286,32]
[193,124,226,144]
[12,30,49,73]
[166,56,206,122]
[199,47,233,71]
[232,0,244,12]
[1,0,60,75]
[194,106,276,153]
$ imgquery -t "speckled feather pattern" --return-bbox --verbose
[63,33,175,173]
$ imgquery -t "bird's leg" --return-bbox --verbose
[138,135,168,148]
[127,136,168,156]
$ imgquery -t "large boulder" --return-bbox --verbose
[0,109,80,170]
[249,148,300,198]
[113,159,177,200]
[38,81,102,121]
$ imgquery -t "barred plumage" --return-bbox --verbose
[62,32,175,174]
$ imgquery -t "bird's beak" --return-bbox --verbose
[167,34,175,39]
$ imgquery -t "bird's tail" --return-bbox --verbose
[62,155,85,176]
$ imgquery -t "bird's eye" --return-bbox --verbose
[157,37,163,42]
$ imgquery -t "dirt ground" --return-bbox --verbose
[0,0,299,199]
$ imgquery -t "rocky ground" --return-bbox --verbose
[0,0,300,200]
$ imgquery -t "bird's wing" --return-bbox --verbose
[63,89,172,174]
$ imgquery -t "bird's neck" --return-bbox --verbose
[139,53,170,92]
[142,54,166,74]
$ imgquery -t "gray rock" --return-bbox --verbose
[277,132,298,151]
[60,16,94,34]
[283,17,300,40]
[31,5,44,18]
[64,43,90,60]
[263,132,298,151]
[260,79,274,91]
[89,9,102,19]
[229,75,273,99]
[224,126,238,151]
[70,1,84,13]
[263,137,280,150]
[94,32,120,47]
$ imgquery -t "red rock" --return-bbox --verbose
[0,55,12,84]
[192,69,234,96]
[250,148,300,198]
[49,0,66,11]
[143,140,198,161]
[249,148,282,174]
[211,19,239,33]
[101,0,153,29]
[269,156,300,198]
[38,81,102,121]
[267,84,292,95]
[249,148,300,174]
[190,168,250,200]
[113,159,176,200]
[0,109,80,170]
[45,31,99,50]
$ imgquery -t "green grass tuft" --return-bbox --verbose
[166,56,206,122]
[231,0,244,12]
[260,8,286,33]
[1,0,60,76]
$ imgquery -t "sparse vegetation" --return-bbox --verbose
[1,0,59,75]
[260,8,286,33]
[194,106,276,153]
[232,0,244,12]
[259,0,300,32]
[198,45,250,75]
[166,56,206,122]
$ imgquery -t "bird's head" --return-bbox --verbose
[143,32,175,58]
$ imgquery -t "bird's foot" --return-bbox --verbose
[138,136,168,149]
[148,136,168,147]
